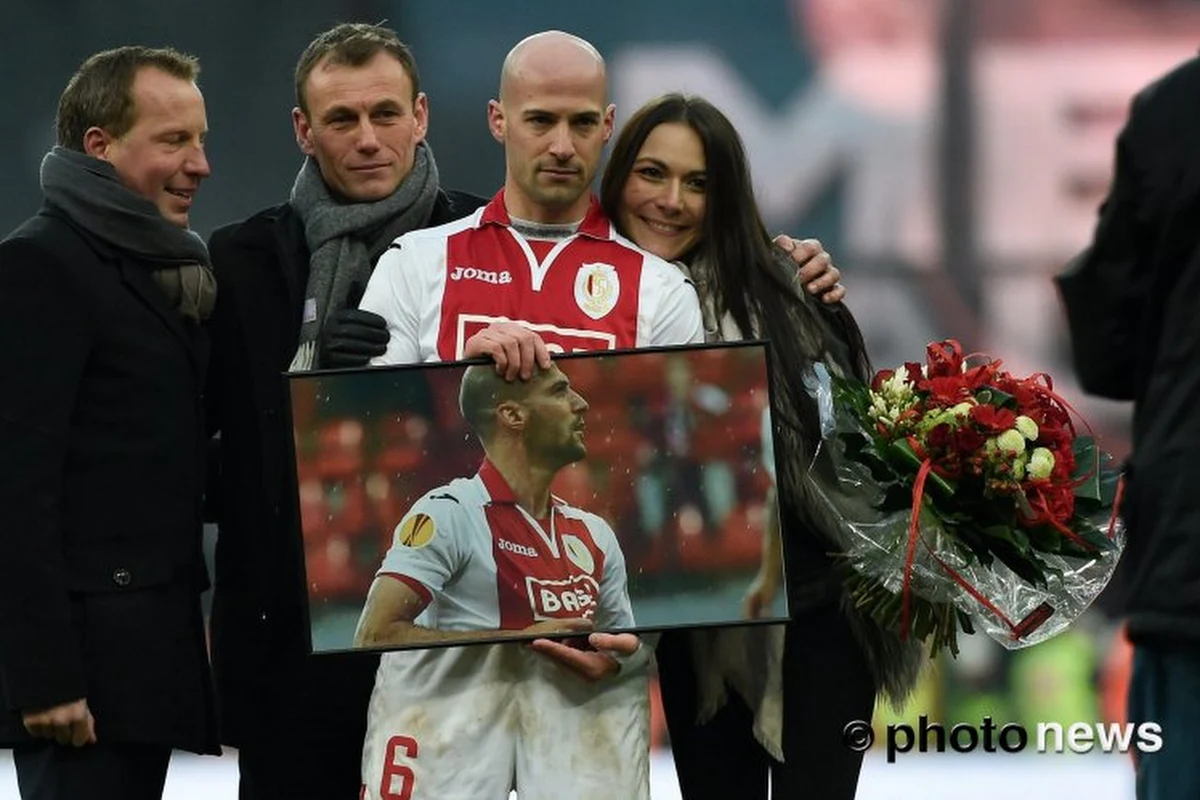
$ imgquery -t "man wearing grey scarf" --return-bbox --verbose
[287,142,438,371]
[39,146,217,322]
[0,45,220,799]
[202,22,487,800]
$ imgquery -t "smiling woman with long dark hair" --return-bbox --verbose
[600,93,924,799]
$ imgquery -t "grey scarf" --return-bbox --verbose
[287,141,440,371]
[39,146,216,321]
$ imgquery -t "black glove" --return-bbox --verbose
[318,307,389,368]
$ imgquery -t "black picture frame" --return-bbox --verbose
[282,340,791,654]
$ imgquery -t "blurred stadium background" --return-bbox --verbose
[6,0,1199,795]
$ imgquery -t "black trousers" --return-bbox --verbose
[234,655,376,800]
[237,720,366,800]
[13,741,171,800]
[657,602,877,799]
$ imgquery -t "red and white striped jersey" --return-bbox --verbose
[359,190,705,364]
[360,460,649,799]
[378,459,634,634]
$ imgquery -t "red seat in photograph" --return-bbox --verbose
[304,538,372,601]
[326,480,369,536]
[365,471,405,542]
[297,477,331,545]
[687,347,733,387]
[714,503,767,568]
[589,430,650,465]
[315,418,365,479]
[612,353,670,399]
[559,357,605,399]
[671,508,722,572]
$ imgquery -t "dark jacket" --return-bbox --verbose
[204,188,486,747]
[0,206,219,753]
[1057,55,1200,644]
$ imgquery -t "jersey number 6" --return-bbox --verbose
[381,734,419,800]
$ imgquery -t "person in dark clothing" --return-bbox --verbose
[0,45,219,800]
[1056,53,1200,800]
[599,92,925,799]
[203,23,486,800]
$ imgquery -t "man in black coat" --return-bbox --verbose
[0,46,220,799]
[203,23,487,799]
[1057,54,1200,800]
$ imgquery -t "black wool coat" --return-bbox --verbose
[204,188,486,747]
[0,206,219,753]
[1057,55,1200,643]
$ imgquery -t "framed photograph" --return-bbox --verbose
[285,341,789,654]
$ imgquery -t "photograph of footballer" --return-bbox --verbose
[285,342,787,654]
[354,360,632,650]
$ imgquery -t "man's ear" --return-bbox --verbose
[292,107,315,156]
[602,103,616,143]
[82,126,113,160]
[487,99,506,144]
[413,92,430,144]
[496,400,526,432]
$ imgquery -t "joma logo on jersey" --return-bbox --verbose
[497,538,538,558]
[449,266,513,284]
[527,575,599,619]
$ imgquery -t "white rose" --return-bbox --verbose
[1028,447,1055,480]
[996,429,1026,455]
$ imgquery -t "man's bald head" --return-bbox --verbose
[498,30,607,104]
[488,29,614,223]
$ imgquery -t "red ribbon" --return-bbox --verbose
[924,545,1022,639]
[906,434,928,460]
[900,459,934,641]
[1028,494,1096,552]
[1106,474,1126,541]
[899,457,1023,641]
[928,340,962,370]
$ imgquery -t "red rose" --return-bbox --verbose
[926,423,954,450]
[954,426,987,453]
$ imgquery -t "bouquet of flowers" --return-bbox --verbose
[803,340,1124,657]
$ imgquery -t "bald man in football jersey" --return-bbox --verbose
[359,30,705,372]
[354,362,641,799]
[355,31,687,799]
[355,31,701,799]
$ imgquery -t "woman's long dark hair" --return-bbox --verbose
[601,93,871,451]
